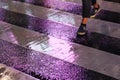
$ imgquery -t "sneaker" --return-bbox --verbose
[77,24,86,35]
[90,4,100,18]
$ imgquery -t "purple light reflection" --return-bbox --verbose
[0,28,19,44]
[0,39,115,80]
[14,0,82,15]
[48,36,76,61]
[28,35,76,62]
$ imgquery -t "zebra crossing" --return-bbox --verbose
[0,0,120,80]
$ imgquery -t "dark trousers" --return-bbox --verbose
[82,0,96,17]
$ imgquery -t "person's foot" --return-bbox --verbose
[90,4,100,18]
[77,24,86,35]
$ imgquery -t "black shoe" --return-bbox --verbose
[90,5,100,18]
[77,24,86,36]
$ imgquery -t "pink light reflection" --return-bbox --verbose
[48,36,76,62]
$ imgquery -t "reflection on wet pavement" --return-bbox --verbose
[0,64,38,80]
[0,39,118,80]
[0,8,119,55]
[0,0,120,80]
[0,24,48,46]
[0,22,119,80]
[14,0,83,15]
[13,0,120,24]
